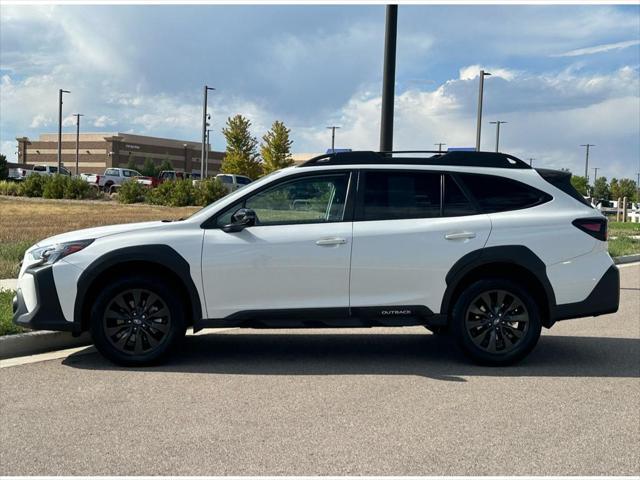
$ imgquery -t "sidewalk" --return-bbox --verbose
[0,278,17,291]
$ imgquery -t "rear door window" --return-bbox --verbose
[444,175,477,216]
[458,173,552,213]
[360,171,441,221]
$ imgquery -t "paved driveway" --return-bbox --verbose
[1,264,638,476]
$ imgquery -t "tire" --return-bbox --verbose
[103,181,113,193]
[451,278,542,366]
[89,274,187,366]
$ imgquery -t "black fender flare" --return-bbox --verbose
[73,244,202,329]
[440,245,556,325]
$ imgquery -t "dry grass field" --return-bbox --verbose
[0,196,200,278]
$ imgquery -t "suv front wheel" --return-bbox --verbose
[90,274,186,366]
[451,278,542,365]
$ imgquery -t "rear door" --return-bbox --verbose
[349,170,491,314]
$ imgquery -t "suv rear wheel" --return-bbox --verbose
[451,278,542,365]
[89,274,186,366]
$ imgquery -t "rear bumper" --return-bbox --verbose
[12,265,79,333]
[551,265,620,321]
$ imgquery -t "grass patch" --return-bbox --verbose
[608,221,640,258]
[0,196,199,278]
[0,289,24,336]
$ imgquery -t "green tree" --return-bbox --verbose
[611,177,638,202]
[159,159,173,173]
[260,120,294,174]
[140,157,159,177]
[220,114,263,179]
[592,176,610,200]
[0,154,8,180]
[570,175,588,196]
[125,158,137,171]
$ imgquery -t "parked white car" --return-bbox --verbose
[215,173,252,191]
[13,150,619,366]
[30,165,72,177]
[84,168,142,192]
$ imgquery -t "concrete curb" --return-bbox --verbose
[0,330,92,360]
[613,254,640,265]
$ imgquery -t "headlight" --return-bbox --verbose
[30,239,94,266]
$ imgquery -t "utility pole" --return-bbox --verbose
[57,89,70,171]
[434,143,446,153]
[201,85,215,178]
[592,167,599,185]
[73,113,84,176]
[205,128,211,178]
[529,158,534,167]
[489,120,507,152]
[379,4,398,152]
[580,144,595,183]
[475,70,491,151]
[326,126,341,152]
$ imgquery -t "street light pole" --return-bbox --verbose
[201,85,215,179]
[529,158,534,167]
[73,113,84,176]
[379,4,398,152]
[580,144,595,183]
[326,126,341,152]
[489,120,507,152]
[434,143,446,153]
[205,128,211,178]
[475,70,491,151]
[57,89,70,171]
[592,167,599,185]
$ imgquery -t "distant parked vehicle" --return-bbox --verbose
[85,168,142,193]
[7,166,30,181]
[30,165,72,177]
[215,174,252,192]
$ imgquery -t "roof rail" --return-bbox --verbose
[299,150,531,169]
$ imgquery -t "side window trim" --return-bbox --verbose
[202,170,356,229]
[448,173,481,214]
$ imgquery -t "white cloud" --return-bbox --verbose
[552,39,640,57]
[93,115,116,128]
[459,65,518,81]
[29,114,52,128]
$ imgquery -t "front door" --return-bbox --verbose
[201,171,354,319]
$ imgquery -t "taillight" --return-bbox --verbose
[572,218,607,241]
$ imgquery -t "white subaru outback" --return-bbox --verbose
[13,150,619,366]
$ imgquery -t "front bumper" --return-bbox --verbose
[551,265,620,321]
[12,265,79,333]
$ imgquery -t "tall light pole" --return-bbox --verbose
[434,143,446,153]
[57,89,70,170]
[528,158,534,167]
[201,85,215,178]
[205,128,211,178]
[592,167,599,185]
[379,4,398,152]
[326,126,341,152]
[475,70,491,151]
[73,113,83,176]
[580,144,595,183]
[489,120,507,152]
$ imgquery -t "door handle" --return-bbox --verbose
[445,231,476,240]
[316,237,347,246]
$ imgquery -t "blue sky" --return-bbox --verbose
[1,4,639,179]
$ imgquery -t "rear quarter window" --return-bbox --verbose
[458,173,552,213]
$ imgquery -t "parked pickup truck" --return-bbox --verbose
[134,170,202,188]
[85,167,142,193]
[215,173,252,192]
[7,166,30,181]
[30,165,72,177]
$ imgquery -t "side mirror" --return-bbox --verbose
[222,208,257,233]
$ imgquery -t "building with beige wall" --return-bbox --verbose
[16,132,225,176]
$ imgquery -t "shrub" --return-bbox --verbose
[146,181,174,205]
[42,174,68,199]
[0,154,8,181]
[195,178,228,206]
[0,180,23,196]
[64,176,95,200]
[117,179,146,204]
[168,179,195,207]
[21,174,47,197]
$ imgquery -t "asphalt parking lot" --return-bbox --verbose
[1,263,638,476]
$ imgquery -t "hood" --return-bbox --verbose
[34,221,167,248]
